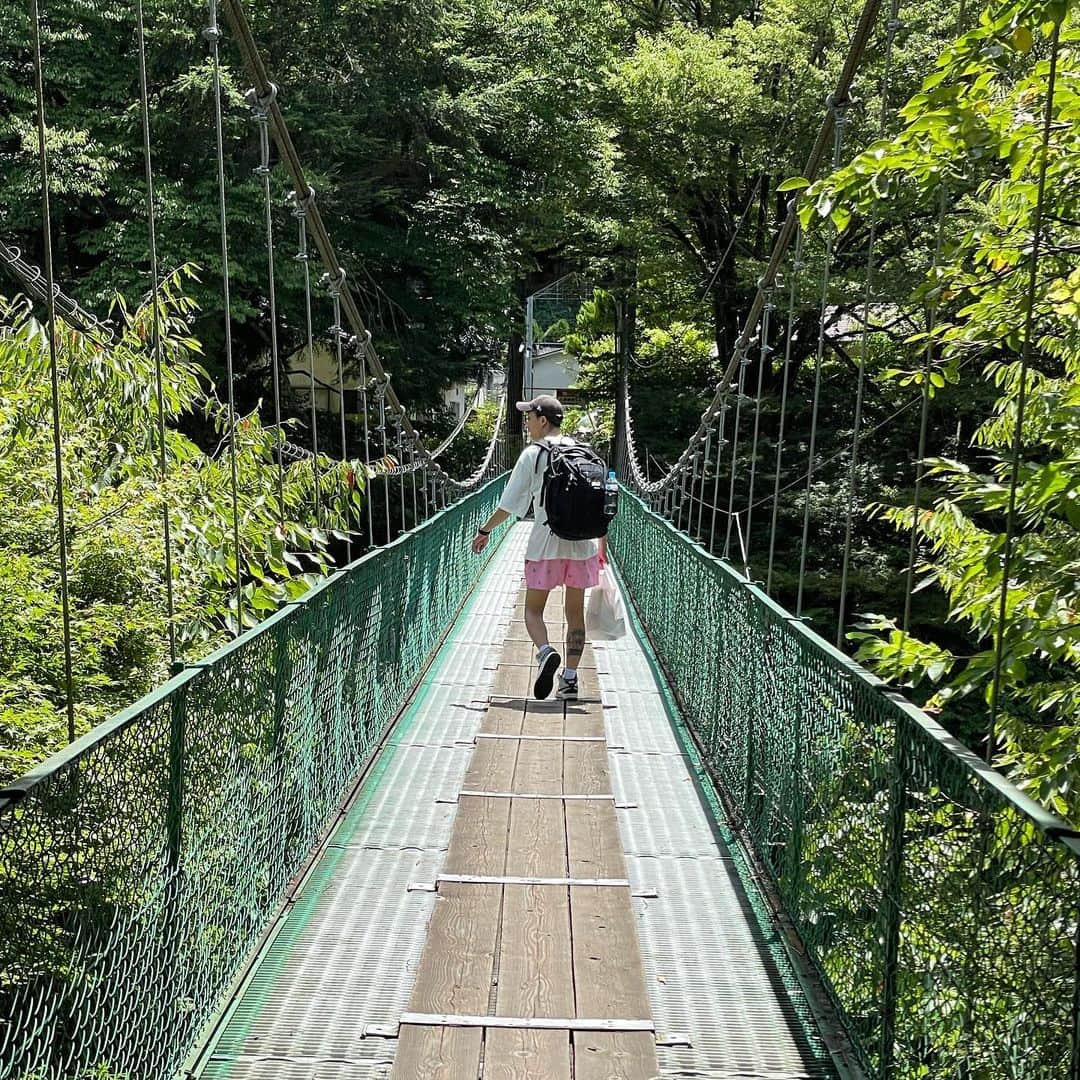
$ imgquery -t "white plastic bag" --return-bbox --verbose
[587,565,626,640]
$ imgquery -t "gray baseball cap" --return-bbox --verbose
[515,394,564,424]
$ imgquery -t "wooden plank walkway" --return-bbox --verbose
[392,589,658,1079]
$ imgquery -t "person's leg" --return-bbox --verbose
[564,585,586,673]
[524,587,551,651]
[525,583,561,699]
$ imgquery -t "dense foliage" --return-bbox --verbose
[2,0,1078,829]
[797,0,1080,819]
[0,276,359,781]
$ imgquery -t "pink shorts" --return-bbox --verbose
[524,556,601,591]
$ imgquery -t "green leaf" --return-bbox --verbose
[776,176,811,193]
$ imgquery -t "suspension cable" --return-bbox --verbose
[205,0,245,636]
[135,0,179,667]
[376,375,391,541]
[354,333,375,545]
[0,240,113,342]
[395,420,406,534]
[30,0,76,742]
[723,342,750,557]
[836,0,903,646]
[324,269,352,562]
[901,185,949,635]
[247,83,286,530]
[767,229,802,591]
[987,22,1061,763]
[290,188,323,528]
[796,104,848,617]
[218,0,499,492]
[743,289,774,566]
[620,0,883,503]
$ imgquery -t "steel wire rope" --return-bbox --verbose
[700,40,833,556]
[135,0,179,666]
[429,381,485,458]
[395,421,406,534]
[696,428,713,539]
[619,0,884,508]
[355,332,375,544]
[987,23,1061,763]
[29,0,76,742]
[246,84,286,529]
[408,434,418,526]
[836,0,903,645]
[217,0,502,494]
[289,188,323,528]
[323,269,352,561]
[376,375,391,541]
[796,104,848,617]
[767,229,803,592]
[0,241,113,342]
[742,290,774,566]
[902,185,949,635]
[747,348,982,519]
[205,0,245,635]
[723,340,751,557]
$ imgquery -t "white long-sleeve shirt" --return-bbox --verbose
[498,437,599,563]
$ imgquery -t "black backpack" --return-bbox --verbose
[535,437,616,541]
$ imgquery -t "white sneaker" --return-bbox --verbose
[555,674,578,701]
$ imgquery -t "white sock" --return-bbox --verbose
[537,643,554,662]
[562,667,577,681]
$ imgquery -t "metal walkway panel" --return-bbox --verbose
[198,532,528,1080]
[608,748,729,859]
[199,523,835,1079]
[598,613,836,1078]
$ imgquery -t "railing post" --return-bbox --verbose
[878,717,910,1077]
[167,684,186,871]
[271,623,293,751]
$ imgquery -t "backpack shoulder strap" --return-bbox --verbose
[534,436,555,473]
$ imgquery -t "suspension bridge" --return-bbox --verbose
[2,0,1079,1075]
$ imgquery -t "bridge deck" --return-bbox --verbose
[194,524,837,1079]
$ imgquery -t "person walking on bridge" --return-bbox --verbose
[471,395,605,701]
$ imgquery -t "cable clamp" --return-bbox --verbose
[256,82,278,110]
[287,186,316,216]
[353,328,373,356]
[319,268,347,296]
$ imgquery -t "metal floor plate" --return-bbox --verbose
[198,524,836,1079]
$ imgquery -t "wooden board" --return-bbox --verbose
[392,882,502,1079]
[500,637,599,672]
[572,1033,659,1080]
[490,664,531,698]
[561,741,609,795]
[565,801,626,881]
[395,569,656,1080]
[486,885,574,1079]
[444,735,516,880]
[484,1030,572,1080]
[562,700,605,739]
[480,699,527,736]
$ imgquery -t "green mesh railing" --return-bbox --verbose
[611,488,1080,1080]
[0,478,504,1080]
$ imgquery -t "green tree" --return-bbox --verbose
[807,0,1080,820]
[0,274,362,781]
